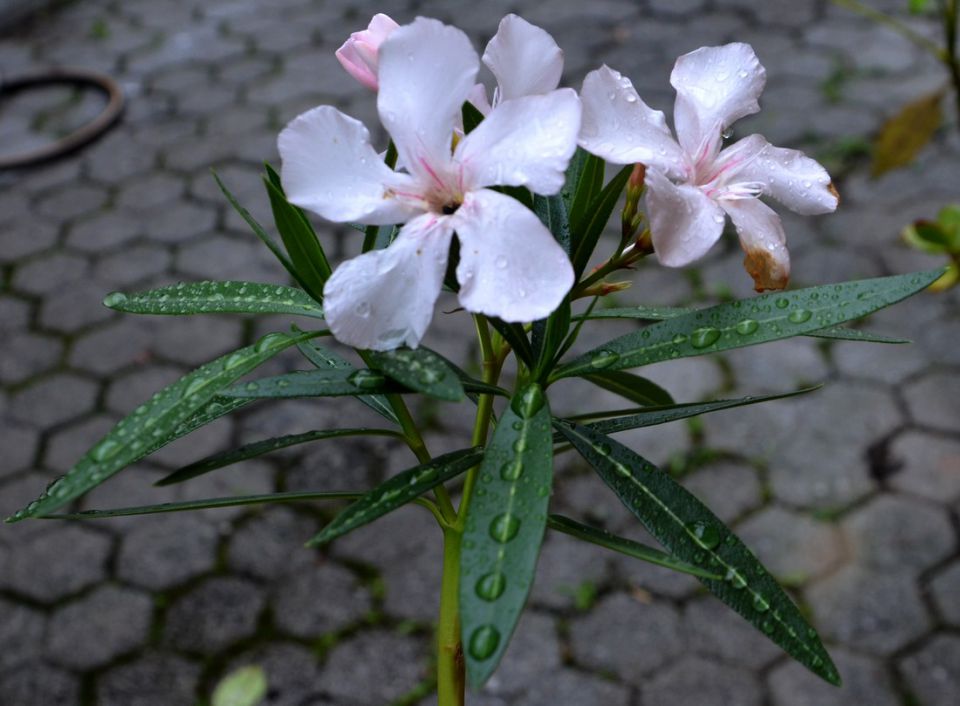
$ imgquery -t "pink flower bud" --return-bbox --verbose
[335,13,400,91]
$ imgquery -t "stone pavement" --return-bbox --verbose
[1,0,959,704]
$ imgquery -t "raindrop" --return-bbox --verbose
[512,438,527,454]
[475,572,507,601]
[712,214,725,224]
[775,297,790,309]
[589,349,620,369]
[182,377,209,398]
[489,513,521,543]
[725,567,747,590]
[715,70,729,82]
[91,438,121,462]
[672,333,688,344]
[753,594,770,613]
[511,384,545,418]
[355,301,372,318]
[224,351,247,370]
[103,292,128,308]
[624,92,638,103]
[495,255,508,269]
[735,319,759,335]
[690,327,721,349]
[348,369,386,390]
[468,625,501,660]
[500,461,523,481]
[787,308,812,324]
[255,332,287,353]
[687,520,721,550]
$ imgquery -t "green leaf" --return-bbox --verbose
[296,337,398,424]
[368,347,465,401]
[307,447,484,546]
[532,298,571,381]
[547,514,721,579]
[44,490,362,520]
[553,270,942,380]
[212,666,268,706]
[584,370,674,407]
[565,149,605,236]
[156,428,403,486]
[461,385,553,687]
[488,318,535,368]
[569,165,632,278]
[263,166,331,301]
[533,192,571,254]
[6,332,314,522]
[222,368,402,400]
[580,387,820,434]
[908,0,929,13]
[213,171,307,291]
[556,421,840,685]
[103,281,325,319]
[579,305,907,343]
[902,220,953,254]
[872,91,943,176]
[462,101,485,134]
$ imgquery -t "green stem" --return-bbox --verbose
[436,527,465,706]
[942,0,960,131]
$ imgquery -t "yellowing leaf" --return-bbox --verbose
[872,91,943,177]
[212,665,268,706]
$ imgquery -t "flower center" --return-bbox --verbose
[441,202,460,215]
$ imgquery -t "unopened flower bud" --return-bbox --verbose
[621,163,646,241]
[336,14,400,91]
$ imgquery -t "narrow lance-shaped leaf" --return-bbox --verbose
[533,192,571,254]
[556,420,841,685]
[44,490,363,520]
[579,386,819,433]
[554,270,941,380]
[578,305,908,343]
[569,164,632,278]
[264,164,331,301]
[103,281,325,319]
[488,317,535,368]
[223,368,404,400]
[6,331,314,522]
[563,148,605,224]
[296,337,398,424]
[547,514,721,579]
[213,171,308,292]
[461,384,553,688]
[307,447,484,546]
[156,428,403,486]
[584,370,674,407]
[368,347,465,402]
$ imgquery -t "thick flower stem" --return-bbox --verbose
[437,527,465,706]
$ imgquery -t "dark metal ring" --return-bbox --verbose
[0,67,125,169]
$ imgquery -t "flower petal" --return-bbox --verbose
[578,66,687,179]
[482,14,563,102]
[322,214,453,350]
[455,89,581,194]
[335,14,400,91]
[645,168,726,267]
[721,197,790,291]
[467,83,492,116]
[671,43,766,159]
[719,135,839,216]
[452,189,573,321]
[377,18,479,186]
[279,106,420,225]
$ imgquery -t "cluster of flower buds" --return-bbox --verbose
[282,13,838,351]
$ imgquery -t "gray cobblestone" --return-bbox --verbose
[904,372,960,433]
[116,515,219,590]
[643,656,763,706]
[46,584,153,669]
[0,422,39,478]
[897,635,960,706]
[0,598,45,671]
[272,562,371,638]
[165,577,265,652]
[0,332,62,385]
[683,597,782,670]
[98,652,201,706]
[930,560,960,626]
[8,373,99,427]
[737,506,844,582]
[321,631,428,704]
[227,507,318,581]
[768,647,900,706]
[0,663,81,706]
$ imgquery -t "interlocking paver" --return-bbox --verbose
[321,631,428,705]
[97,652,201,706]
[116,515,219,591]
[768,647,900,706]
[164,577,265,652]
[272,562,371,639]
[0,663,81,706]
[897,635,960,706]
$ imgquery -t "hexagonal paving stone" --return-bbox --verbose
[0,422,40,479]
[513,668,630,706]
[44,414,117,472]
[104,364,183,413]
[8,373,99,427]
[0,598,45,671]
[0,219,59,263]
[149,315,243,366]
[116,515,219,590]
[142,200,218,244]
[841,494,955,573]
[736,506,844,582]
[903,372,960,433]
[683,596,782,670]
[35,183,108,220]
[0,525,112,603]
[484,612,562,696]
[642,655,763,706]
[227,507,319,581]
[66,210,143,252]
[116,172,184,211]
[889,431,960,503]
[97,652,201,706]
[0,332,63,385]
[69,318,156,376]
[898,634,960,706]
[930,560,960,626]
[41,279,116,333]
[0,663,81,706]
[12,251,90,296]
[94,243,172,288]
[165,576,265,652]
[569,593,683,681]
[768,382,902,509]
[806,565,930,655]
[46,585,153,669]
[320,631,428,705]
[531,531,611,609]
[272,562,370,639]
[681,462,763,523]
[768,647,899,706]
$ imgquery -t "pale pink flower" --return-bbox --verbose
[335,13,399,91]
[280,18,580,351]
[579,43,838,291]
